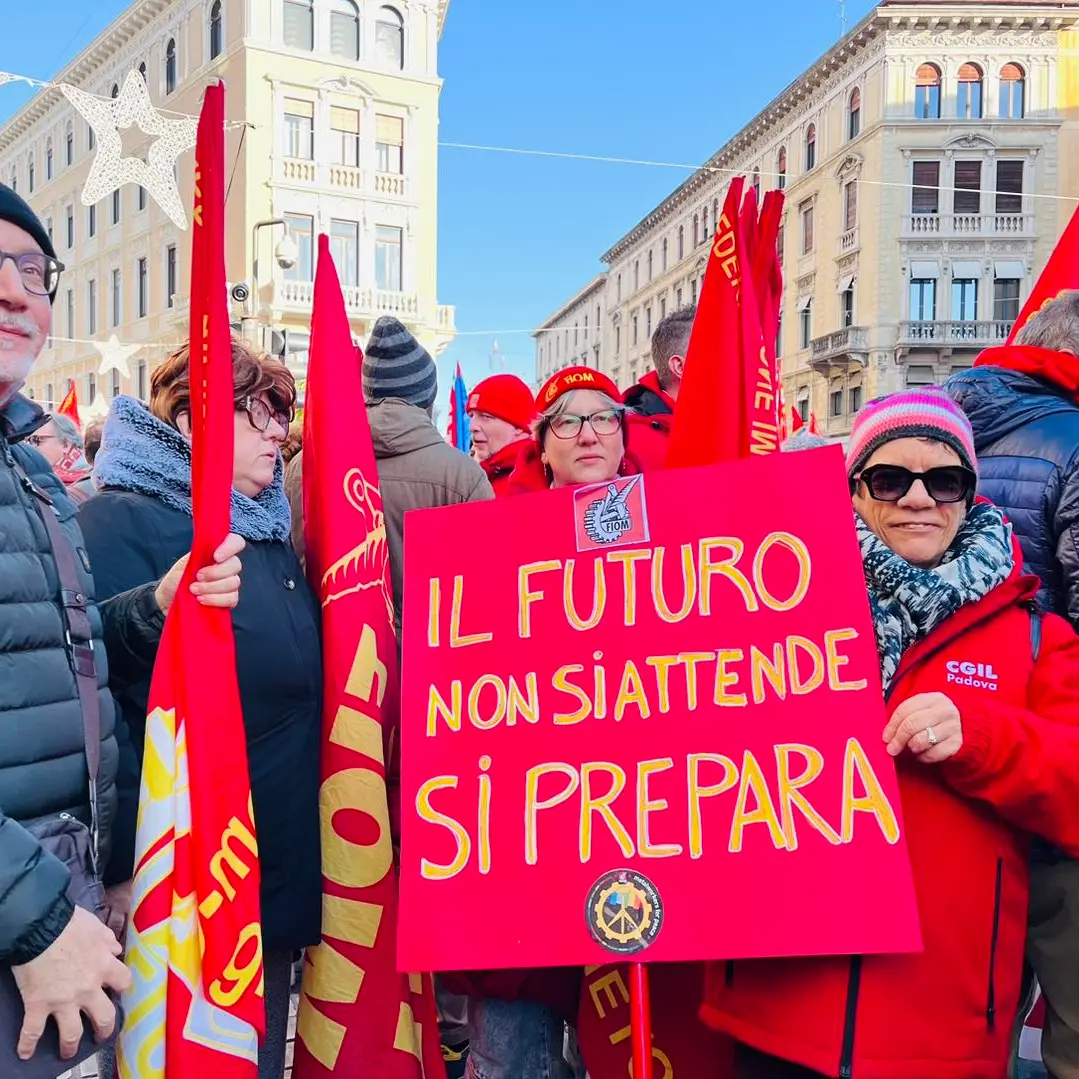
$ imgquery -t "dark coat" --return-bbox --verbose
[79,490,324,951]
[946,362,1079,625]
[0,393,161,964]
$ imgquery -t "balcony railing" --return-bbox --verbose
[811,326,869,362]
[436,305,457,334]
[277,280,419,319]
[275,157,408,198]
[903,213,1031,236]
[839,227,859,253]
[897,319,1014,346]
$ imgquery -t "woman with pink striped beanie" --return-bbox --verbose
[702,389,1079,1079]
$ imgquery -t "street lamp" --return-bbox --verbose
[242,218,299,347]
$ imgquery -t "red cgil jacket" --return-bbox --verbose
[701,537,1079,1079]
[479,438,529,499]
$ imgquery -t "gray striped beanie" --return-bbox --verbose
[362,317,437,411]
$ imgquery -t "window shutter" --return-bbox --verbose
[284,97,314,119]
[376,114,403,144]
[911,161,940,214]
[996,160,1024,214]
[953,160,981,215]
[330,107,359,133]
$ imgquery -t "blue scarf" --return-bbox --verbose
[858,501,1014,691]
[93,395,292,543]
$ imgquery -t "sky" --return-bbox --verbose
[0,0,878,417]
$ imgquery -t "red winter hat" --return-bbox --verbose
[535,366,620,412]
[466,374,535,431]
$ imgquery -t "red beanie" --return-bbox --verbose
[535,367,620,412]
[466,374,535,431]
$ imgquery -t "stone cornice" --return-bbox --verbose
[600,2,1076,265]
[0,0,174,154]
[534,273,607,333]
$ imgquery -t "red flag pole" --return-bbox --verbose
[630,962,653,1079]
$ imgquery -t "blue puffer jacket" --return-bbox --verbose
[946,363,1079,624]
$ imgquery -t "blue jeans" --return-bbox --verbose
[466,998,573,1079]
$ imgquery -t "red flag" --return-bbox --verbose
[56,382,80,427]
[666,178,746,467]
[292,235,445,1079]
[1005,200,1079,343]
[118,81,264,1079]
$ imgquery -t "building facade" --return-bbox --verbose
[536,0,1079,437]
[0,0,454,414]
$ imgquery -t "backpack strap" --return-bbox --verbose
[9,456,100,870]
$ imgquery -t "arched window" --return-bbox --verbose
[111,83,119,98]
[27,153,34,194]
[777,146,787,190]
[702,205,709,239]
[662,237,668,271]
[804,123,816,171]
[633,259,639,291]
[331,0,360,61]
[957,63,984,119]
[138,61,147,82]
[376,6,405,70]
[165,39,177,94]
[752,167,761,202]
[915,63,942,119]
[209,0,224,60]
[647,250,653,281]
[693,212,700,246]
[677,225,684,260]
[1000,63,1025,119]
[65,122,73,166]
[284,0,314,51]
[848,87,861,139]
[46,138,53,181]
[713,197,719,225]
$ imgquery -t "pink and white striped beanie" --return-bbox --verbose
[845,389,977,478]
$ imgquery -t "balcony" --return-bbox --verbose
[839,227,859,254]
[274,157,408,198]
[277,280,419,320]
[810,326,869,370]
[897,320,1014,347]
[903,213,1032,237]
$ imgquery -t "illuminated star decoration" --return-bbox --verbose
[60,70,199,230]
[94,334,141,381]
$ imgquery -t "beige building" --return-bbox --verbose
[0,0,454,415]
[536,0,1079,437]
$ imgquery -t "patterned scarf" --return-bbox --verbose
[858,501,1014,691]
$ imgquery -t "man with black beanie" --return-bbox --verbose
[0,183,245,1066]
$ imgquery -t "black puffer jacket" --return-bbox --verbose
[946,364,1079,623]
[79,396,323,951]
[0,393,162,964]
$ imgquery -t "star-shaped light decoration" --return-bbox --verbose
[83,394,111,422]
[93,334,141,381]
[60,71,199,229]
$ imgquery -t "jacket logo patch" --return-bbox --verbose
[946,659,999,692]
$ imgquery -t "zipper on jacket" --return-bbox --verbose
[839,955,862,1079]
[986,857,1003,1031]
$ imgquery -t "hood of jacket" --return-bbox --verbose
[93,394,292,542]
[946,358,1078,452]
[623,370,675,416]
[367,397,446,459]
[0,392,48,444]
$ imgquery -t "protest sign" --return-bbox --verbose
[398,447,921,972]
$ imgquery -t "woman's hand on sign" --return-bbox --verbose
[154,533,246,614]
[883,692,963,763]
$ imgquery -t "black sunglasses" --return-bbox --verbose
[853,464,976,504]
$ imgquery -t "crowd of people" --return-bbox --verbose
[0,167,1078,1079]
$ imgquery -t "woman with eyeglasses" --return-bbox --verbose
[508,367,644,493]
[701,390,1079,1079]
[76,340,322,1079]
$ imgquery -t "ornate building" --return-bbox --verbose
[0,0,454,413]
[535,0,1079,437]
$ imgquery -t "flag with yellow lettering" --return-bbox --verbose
[292,234,444,1079]
[117,81,265,1079]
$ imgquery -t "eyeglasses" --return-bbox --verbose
[548,408,624,440]
[0,250,64,296]
[241,395,292,434]
[853,464,976,504]
[27,434,59,446]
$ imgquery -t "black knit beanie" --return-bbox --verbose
[362,317,437,411]
[0,183,58,300]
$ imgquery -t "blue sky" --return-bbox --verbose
[0,0,877,415]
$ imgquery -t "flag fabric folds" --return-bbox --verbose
[56,382,80,427]
[447,362,471,453]
[117,81,265,1079]
[1003,200,1079,344]
[292,234,445,1079]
